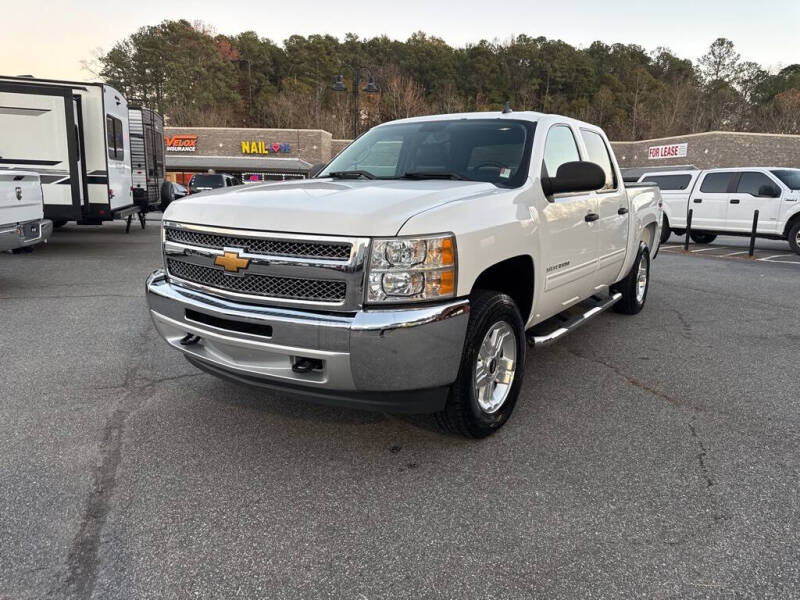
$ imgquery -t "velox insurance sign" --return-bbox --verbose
[648,142,688,160]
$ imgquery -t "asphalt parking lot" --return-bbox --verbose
[1,222,799,599]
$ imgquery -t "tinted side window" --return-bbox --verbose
[106,115,124,161]
[737,172,777,196]
[642,174,692,190]
[543,125,580,177]
[699,172,733,193]
[580,130,616,190]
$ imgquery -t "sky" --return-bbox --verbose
[2,0,799,81]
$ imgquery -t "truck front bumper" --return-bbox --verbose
[0,218,52,252]
[146,270,470,413]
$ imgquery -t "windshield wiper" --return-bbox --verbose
[328,170,375,180]
[399,171,471,181]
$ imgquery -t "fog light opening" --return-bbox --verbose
[292,356,324,374]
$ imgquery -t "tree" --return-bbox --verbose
[699,38,741,83]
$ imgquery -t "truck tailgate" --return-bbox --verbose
[0,171,44,225]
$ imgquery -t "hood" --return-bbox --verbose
[163,178,497,236]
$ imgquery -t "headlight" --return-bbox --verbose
[366,234,457,304]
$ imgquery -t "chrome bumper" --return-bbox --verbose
[0,218,52,251]
[146,270,470,412]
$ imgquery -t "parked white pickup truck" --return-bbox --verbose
[0,170,52,252]
[146,111,662,437]
[639,167,800,253]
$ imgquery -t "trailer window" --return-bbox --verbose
[106,115,125,161]
[641,174,692,190]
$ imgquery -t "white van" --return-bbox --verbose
[639,168,800,254]
[0,170,52,252]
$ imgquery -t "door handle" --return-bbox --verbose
[617,207,629,215]
[730,199,740,204]
[693,199,702,203]
[584,213,599,222]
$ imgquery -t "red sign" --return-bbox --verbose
[165,134,198,152]
[648,143,687,160]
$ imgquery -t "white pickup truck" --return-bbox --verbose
[146,111,662,437]
[0,170,52,252]
[639,167,800,253]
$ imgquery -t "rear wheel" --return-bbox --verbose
[788,220,800,255]
[436,290,526,438]
[660,216,671,245]
[612,241,650,315]
[690,232,717,244]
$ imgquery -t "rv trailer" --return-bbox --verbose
[128,105,167,211]
[0,75,165,229]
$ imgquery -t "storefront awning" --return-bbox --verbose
[165,154,313,173]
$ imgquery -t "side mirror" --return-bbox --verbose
[541,161,606,197]
[309,163,326,178]
[757,184,781,198]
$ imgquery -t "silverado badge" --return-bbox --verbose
[215,250,250,274]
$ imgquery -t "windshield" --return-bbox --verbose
[771,169,800,190]
[189,174,225,188]
[320,119,535,188]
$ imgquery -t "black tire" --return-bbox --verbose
[788,220,800,255]
[659,216,671,245]
[160,182,175,212]
[53,220,68,228]
[690,232,717,244]
[612,241,650,315]
[436,290,526,438]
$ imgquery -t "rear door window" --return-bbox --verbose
[699,172,734,193]
[580,130,616,191]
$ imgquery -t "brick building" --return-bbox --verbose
[164,126,800,182]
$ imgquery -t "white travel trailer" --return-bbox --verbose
[0,76,165,228]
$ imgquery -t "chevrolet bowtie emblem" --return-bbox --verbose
[215,250,250,273]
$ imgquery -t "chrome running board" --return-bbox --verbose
[526,292,622,347]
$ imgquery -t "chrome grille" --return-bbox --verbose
[167,259,347,303]
[165,227,352,260]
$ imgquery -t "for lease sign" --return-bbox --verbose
[648,143,687,160]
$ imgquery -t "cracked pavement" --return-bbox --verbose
[1,224,798,599]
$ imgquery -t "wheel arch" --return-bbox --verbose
[470,255,535,323]
[783,211,800,238]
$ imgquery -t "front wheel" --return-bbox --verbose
[612,241,650,315]
[690,232,717,244]
[436,290,526,438]
[787,220,800,255]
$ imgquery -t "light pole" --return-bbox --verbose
[333,66,378,138]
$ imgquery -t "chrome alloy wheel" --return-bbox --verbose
[795,230,800,247]
[474,321,517,414]
[635,256,649,305]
